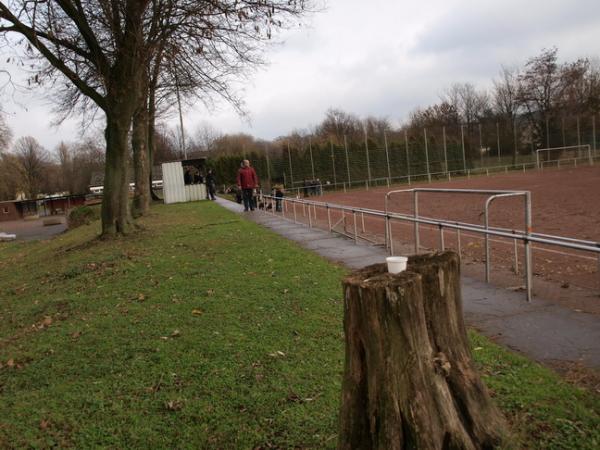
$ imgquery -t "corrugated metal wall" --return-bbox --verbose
[162,162,207,204]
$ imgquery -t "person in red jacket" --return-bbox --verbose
[236,159,259,211]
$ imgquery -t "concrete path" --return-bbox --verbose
[216,197,600,369]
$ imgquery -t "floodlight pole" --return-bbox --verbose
[330,139,337,185]
[364,125,372,185]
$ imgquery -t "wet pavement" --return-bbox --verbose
[216,197,600,369]
[0,217,67,241]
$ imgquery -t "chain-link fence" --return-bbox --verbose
[211,114,600,194]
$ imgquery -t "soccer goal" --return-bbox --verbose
[536,144,593,168]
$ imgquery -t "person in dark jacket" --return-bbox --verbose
[274,184,284,212]
[206,169,217,200]
[236,159,259,211]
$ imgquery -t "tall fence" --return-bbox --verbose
[211,114,600,191]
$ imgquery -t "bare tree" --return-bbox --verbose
[12,136,49,199]
[316,108,362,144]
[493,66,520,163]
[0,112,11,150]
[0,150,21,200]
[442,82,490,125]
[195,122,223,153]
[0,1,315,223]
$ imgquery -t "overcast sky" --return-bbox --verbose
[2,0,600,151]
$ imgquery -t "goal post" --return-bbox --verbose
[536,144,592,168]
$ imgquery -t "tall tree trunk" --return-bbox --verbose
[147,84,161,201]
[132,103,150,215]
[101,110,132,236]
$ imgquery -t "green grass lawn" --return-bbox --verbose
[0,202,598,449]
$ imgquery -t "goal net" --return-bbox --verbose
[536,145,592,168]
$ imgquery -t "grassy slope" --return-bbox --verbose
[0,202,598,449]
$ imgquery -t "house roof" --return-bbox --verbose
[89,165,164,187]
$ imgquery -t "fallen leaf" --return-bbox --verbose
[39,419,50,430]
[42,316,53,327]
[137,293,146,301]
[171,329,181,337]
[165,400,183,411]
[71,331,82,339]
[7,359,15,367]
[206,289,215,296]
[192,309,203,316]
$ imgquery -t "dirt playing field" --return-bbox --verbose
[306,165,600,312]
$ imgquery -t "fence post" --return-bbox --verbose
[577,116,581,149]
[308,135,316,180]
[330,140,337,185]
[344,135,352,187]
[593,115,597,152]
[424,128,431,182]
[384,131,391,184]
[364,125,372,185]
[496,122,501,162]
[478,123,483,167]
[327,205,332,231]
[443,126,448,173]
[404,130,411,184]
[265,145,272,188]
[461,124,467,173]
[287,142,294,187]
[513,120,518,164]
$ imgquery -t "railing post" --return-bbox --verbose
[513,235,519,275]
[327,205,332,232]
[414,191,420,253]
[439,224,445,250]
[292,201,296,223]
[353,210,358,244]
[457,228,462,259]
[525,192,533,302]
[308,203,313,228]
[484,220,490,283]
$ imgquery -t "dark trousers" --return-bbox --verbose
[242,188,254,211]
[207,183,216,200]
[275,198,282,212]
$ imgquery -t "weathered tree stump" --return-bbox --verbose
[339,251,507,450]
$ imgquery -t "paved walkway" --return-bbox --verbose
[216,198,600,369]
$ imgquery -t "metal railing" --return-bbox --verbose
[261,192,600,303]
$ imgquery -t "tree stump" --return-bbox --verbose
[338,251,508,450]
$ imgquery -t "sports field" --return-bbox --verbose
[302,165,600,308]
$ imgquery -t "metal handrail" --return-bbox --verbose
[261,193,600,303]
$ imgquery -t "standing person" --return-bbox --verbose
[275,184,284,212]
[236,159,259,212]
[206,169,217,201]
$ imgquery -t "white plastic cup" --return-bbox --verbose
[386,256,408,274]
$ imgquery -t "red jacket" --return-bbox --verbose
[237,166,259,189]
